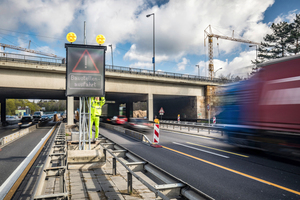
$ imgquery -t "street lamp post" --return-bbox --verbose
[249,45,258,71]
[195,65,200,77]
[146,13,155,75]
[214,67,222,77]
[108,44,113,68]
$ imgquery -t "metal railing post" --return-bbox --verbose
[112,157,117,175]
[127,172,132,194]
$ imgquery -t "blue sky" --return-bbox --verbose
[0,0,299,78]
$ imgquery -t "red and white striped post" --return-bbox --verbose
[151,123,162,148]
[153,124,159,143]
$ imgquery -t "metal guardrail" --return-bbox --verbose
[0,52,65,66]
[105,64,233,84]
[97,126,213,200]
[0,52,233,84]
[0,124,57,199]
[33,123,68,199]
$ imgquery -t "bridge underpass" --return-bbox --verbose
[0,53,227,125]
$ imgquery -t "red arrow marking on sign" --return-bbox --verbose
[72,49,99,73]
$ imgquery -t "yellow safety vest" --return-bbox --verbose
[91,97,105,117]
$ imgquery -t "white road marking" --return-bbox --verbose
[173,142,229,158]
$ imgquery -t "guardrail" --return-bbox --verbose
[106,64,233,84]
[97,125,213,199]
[33,123,68,199]
[152,120,225,136]
[0,52,65,66]
[0,124,58,199]
[0,52,234,83]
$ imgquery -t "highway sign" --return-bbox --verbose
[159,107,164,115]
[65,44,107,96]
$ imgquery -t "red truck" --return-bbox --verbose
[220,54,300,160]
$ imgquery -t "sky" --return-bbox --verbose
[0,0,299,78]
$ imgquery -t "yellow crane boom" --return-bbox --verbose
[204,25,260,79]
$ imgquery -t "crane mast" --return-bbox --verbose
[0,43,62,58]
[204,25,260,79]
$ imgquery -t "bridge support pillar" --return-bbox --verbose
[1,98,6,125]
[125,102,133,120]
[148,93,153,121]
[67,96,74,125]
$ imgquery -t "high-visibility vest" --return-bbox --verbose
[91,97,105,117]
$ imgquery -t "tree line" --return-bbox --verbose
[254,14,300,64]
[4,99,66,116]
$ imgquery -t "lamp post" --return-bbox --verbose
[214,67,222,77]
[195,65,200,77]
[108,44,113,68]
[249,45,258,71]
[146,13,155,75]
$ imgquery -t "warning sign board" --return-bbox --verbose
[159,107,164,115]
[65,44,107,96]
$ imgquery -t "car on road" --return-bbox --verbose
[41,115,49,122]
[32,115,41,123]
[18,116,33,128]
[6,115,20,125]
[124,118,152,133]
[111,115,128,125]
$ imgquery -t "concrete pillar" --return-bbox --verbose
[148,93,153,121]
[67,96,74,125]
[125,102,133,120]
[196,96,206,120]
[1,98,6,125]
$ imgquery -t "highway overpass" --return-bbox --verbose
[0,52,229,124]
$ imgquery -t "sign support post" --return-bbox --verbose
[66,32,106,150]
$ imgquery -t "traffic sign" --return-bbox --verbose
[65,44,107,97]
[207,104,210,111]
[159,107,164,115]
[213,117,216,124]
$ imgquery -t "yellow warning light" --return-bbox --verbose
[96,35,105,45]
[66,32,77,43]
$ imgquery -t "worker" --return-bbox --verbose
[90,96,105,140]
[154,115,159,124]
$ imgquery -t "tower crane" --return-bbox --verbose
[204,25,260,79]
[0,43,63,58]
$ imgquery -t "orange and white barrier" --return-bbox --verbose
[153,124,159,143]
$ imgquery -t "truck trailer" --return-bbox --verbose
[218,54,300,160]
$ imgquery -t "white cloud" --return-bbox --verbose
[177,57,189,71]
[273,9,299,24]
[129,61,153,69]
[0,0,80,38]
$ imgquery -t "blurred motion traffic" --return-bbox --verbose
[217,54,300,160]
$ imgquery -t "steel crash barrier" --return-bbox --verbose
[33,123,68,199]
[99,122,213,200]
[156,120,225,136]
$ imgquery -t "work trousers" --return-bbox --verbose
[90,116,99,139]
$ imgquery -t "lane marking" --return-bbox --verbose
[163,130,213,139]
[12,129,17,131]
[173,142,229,158]
[186,142,249,158]
[162,145,300,196]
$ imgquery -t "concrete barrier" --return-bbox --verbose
[0,124,38,147]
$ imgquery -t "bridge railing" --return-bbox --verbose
[0,52,233,83]
[0,52,65,66]
[105,64,233,84]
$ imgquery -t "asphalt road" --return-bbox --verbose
[0,122,56,187]
[99,126,300,200]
